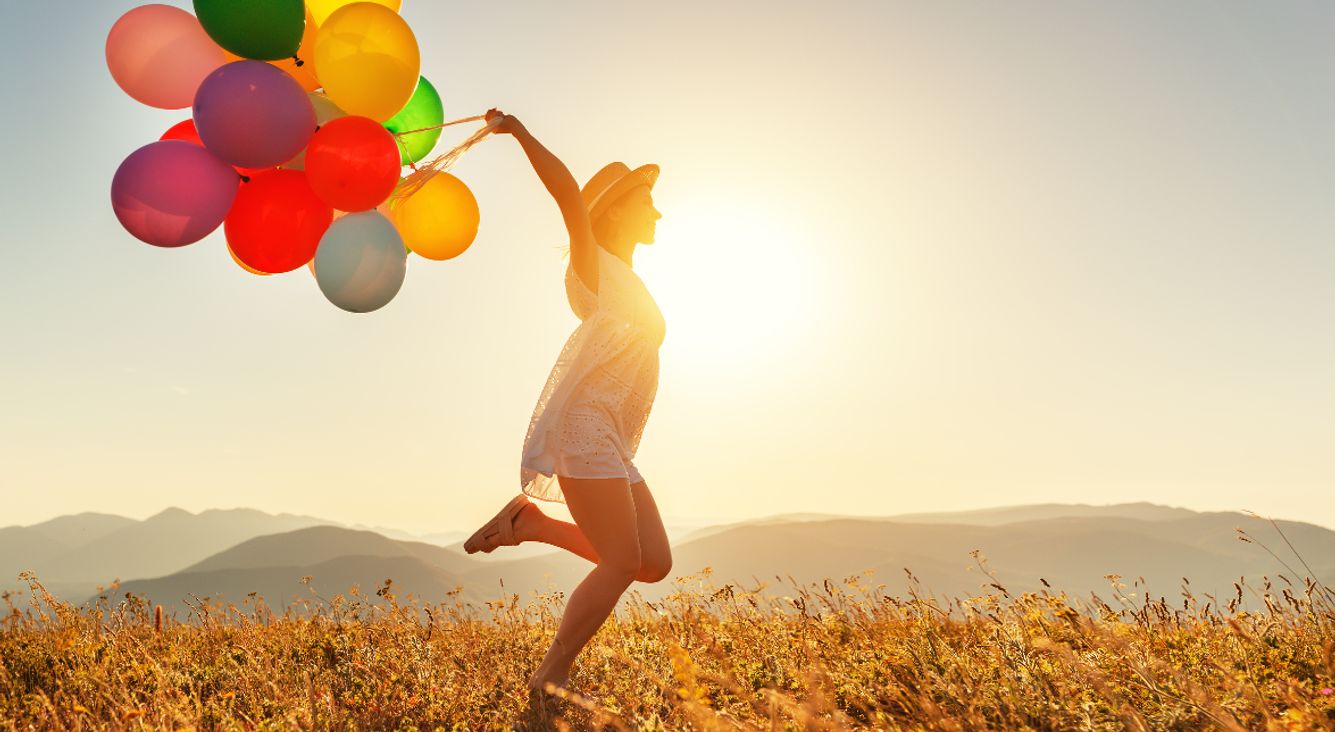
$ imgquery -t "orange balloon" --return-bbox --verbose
[229,243,272,276]
[388,172,478,260]
[220,10,320,92]
[272,10,321,91]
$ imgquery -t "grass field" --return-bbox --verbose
[2,537,1333,730]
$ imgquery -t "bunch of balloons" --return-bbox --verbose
[106,1,483,313]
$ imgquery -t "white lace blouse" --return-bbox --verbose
[519,246,666,502]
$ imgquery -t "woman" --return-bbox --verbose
[462,108,673,698]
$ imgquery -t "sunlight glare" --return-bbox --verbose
[636,195,822,380]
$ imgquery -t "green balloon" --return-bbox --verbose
[194,0,304,61]
[384,77,445,165]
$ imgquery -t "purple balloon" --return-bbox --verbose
[193,60,316,169]
[111,140,240,248]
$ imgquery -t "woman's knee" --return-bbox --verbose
[637,557,673,584]
[597,547,643,582]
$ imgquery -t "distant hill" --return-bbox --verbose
[882,501,1200,525]
[104,555,485,620]
[677,502,1200,543]
[55,502,1332,619]
[0,527,68,581]
[97,526,581,617]
[665,511,1335,609]
[11,511,138,548]
[2,507,341,599]
[181,526,481,576]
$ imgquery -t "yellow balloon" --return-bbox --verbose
[307,0,401,26]
[389,172,479,261]
[313,3,419,122]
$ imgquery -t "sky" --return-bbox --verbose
[1,1,1332,535]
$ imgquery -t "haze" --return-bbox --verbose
[1,1,1331,534]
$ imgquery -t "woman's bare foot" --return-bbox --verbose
[527,636,573,694]
[513,502,546,543]
[526,667,571,695]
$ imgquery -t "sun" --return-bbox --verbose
[634,195,821,379]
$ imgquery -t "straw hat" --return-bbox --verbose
[581,162,659,224]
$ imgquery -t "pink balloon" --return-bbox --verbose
[193,60,317,169]
[111,140,240,248]
[106,4,226,110]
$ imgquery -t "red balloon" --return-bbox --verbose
[304,116,400,212]
[162,119,271,178]
[224,170,333,274]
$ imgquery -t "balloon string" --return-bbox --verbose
[390,114,488,140]
[389,114,504,205]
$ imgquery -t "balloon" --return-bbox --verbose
[308,208,363,276]
[383,76,443,165]
[306,0,401,26]
[160,119,272,178]
[282,93,348,171]
[106,5,226,109]
[219,9,321,91]
[275,10,321,90]
[229,243,272,276]
[110,140,240,247]
[224,170,333,274]
[314,4,419,121]
[194,0,303,61]
[313,211,407,313]
[193,60,316,169]
[387,172,479,260]
[305,116,400,212]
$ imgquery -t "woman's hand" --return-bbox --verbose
[485,108,525,136]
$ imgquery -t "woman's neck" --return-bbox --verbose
[602,236,635,268]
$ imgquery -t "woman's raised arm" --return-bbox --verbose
[486,109,599,294]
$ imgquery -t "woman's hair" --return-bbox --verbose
[591,206,620,247]
[559,206,618,259]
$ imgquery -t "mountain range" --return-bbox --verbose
[3,502,1330,620]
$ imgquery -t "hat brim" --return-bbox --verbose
[587,164,659,223]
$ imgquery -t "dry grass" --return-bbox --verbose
[2,522,1333,731]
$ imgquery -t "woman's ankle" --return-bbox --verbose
[512,502,544,543]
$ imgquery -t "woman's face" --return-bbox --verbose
[613,186,663,244]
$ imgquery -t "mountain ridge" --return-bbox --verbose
[59,504,1335,618]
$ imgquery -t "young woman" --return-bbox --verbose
[462,108,673,698]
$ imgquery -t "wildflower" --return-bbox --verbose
[1321,687,1333,696]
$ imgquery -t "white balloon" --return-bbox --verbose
[313,211,407,313]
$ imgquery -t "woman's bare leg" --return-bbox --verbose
[490,495,665,580]
[517,506,601,564]
[526,475,640,693]
[520,498,678,583]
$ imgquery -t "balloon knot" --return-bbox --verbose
[239,174,251,184]
[293,55,305,68]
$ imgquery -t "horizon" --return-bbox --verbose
[2,0,1332,534]
[7,498,1332,537]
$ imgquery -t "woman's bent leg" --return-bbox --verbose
[528,514,601,565]
[525,497,672,581]
[527,475,640,691]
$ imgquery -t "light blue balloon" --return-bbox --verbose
[313,211,407,313]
